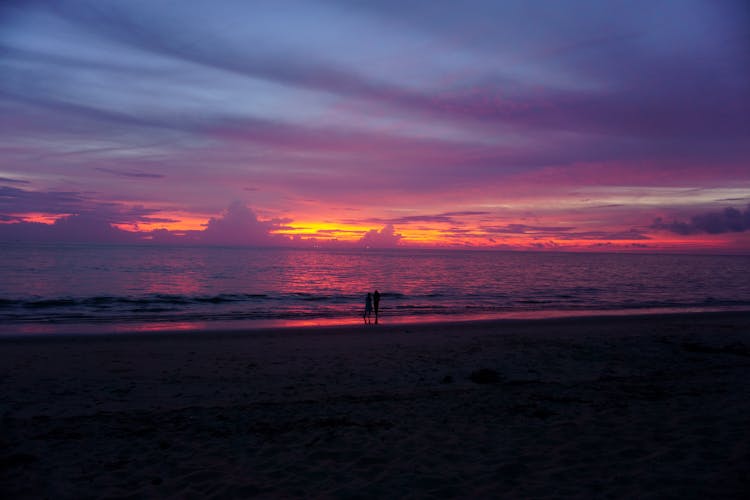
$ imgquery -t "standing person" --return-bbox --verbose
[363,292,373,324]
[373,290,381,324]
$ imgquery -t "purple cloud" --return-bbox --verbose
[348,211,491,226]
[9,1,748,145]
[199,201,288,246]
[481,224,576,234]
[0,185,174,228]
[478,224,649,241]
[652,205,750,235]
[0,214,137,243]
[0,177,29,185]
[0,186,88,215]
[95,167,164,179]
[359,224,402,248]
[0,201,293,246]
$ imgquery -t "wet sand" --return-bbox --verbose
[2,312,749,498]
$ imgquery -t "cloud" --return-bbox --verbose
[481,223,576,234]
[359,224,402,248]
[0,213,137,243]
[0,177,29,185]
[0,185,176,228]
[0,200,293,246]
[3,1,748,208]
[12,0,748,145]
[49,213,137,242]
[0,184,158,243]
[652,205,750,235]
[199,201,287,246]
[478,223,649,241]
[0,185,87,215]
[350,211,491,226]
[95,167,164,179]
[558,229,650,241]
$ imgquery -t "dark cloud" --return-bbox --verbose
[0,200,295,246]
[0,185,88,215]
[652,205,750,235]
[47,213,136,242]
[0,214,137,243]
[441,211,491,217]
[481,224,576,234]
[353,211,491,226]
[478,224,649,241]
[95,167,164,179]
[390,214,457,224]
[0,176,29,184]
[558,229,650,241]
[0,186,173,230]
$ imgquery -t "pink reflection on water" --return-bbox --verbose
[117,321,208,333]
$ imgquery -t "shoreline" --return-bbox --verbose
[3,307,750,340]
[2,309,749,497]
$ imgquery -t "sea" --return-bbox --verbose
[1,244,749,334]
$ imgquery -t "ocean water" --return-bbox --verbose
[1,244,749,333]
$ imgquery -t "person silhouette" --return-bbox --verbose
[373,290,381,324]
[363,292,373,324]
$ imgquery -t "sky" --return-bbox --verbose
[1,0,749,252]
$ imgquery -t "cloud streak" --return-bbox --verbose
[32,0,747,143]
[95,168,165,179]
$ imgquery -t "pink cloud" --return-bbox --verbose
[359,224,402,248]
[199,201,289,246]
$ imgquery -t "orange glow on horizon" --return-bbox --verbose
[275,220,373,242]
[4,207,748,253]
[140,212,750,252]
[3,213,73,224]
[112,212,209,233]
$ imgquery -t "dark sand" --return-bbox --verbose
[2,312,749,498]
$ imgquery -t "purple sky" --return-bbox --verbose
[1,0,749,251]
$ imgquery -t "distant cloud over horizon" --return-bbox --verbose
[200,202,287,246]
[652,205,750,235]
[359,224,403,248]
[0,199,414,250]
[0,213,138,244]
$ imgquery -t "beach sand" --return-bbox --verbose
[2,312,749,498]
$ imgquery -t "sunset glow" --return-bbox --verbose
[112,212,211,233]
[1,1,748,252]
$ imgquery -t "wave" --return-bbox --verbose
[0,293,277,309]
[10,291,413,308]
[2,291,750,327]
[3,292,750,310]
